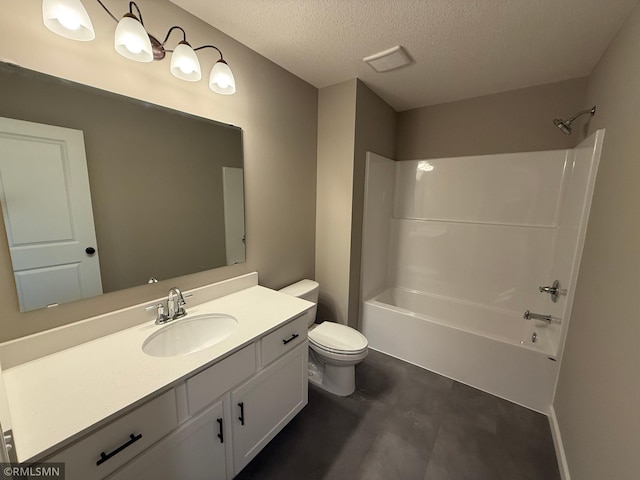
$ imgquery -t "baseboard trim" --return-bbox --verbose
[548,405,571,480]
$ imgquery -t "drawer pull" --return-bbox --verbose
[282,333,299,345]
[96,433,142,466]
[238,402,245,426]
[217,418,224,443]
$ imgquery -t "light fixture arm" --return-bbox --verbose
[96,1,145,25]
[95,0,118,23]
[194,44,225,61]
[161,26,188,48]
[128,1,145,25]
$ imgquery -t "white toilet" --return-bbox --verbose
[279,279,368,396]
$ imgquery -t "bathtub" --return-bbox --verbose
[361,288,560,413]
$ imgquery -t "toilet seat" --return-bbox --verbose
[309,322,368,355]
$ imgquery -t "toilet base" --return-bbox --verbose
[308,352,356,396]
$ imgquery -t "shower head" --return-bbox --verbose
[553,118,573,135]
[553,106,596,135]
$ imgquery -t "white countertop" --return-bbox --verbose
[2,285,312,463]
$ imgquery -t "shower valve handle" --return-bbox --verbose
[538,280,562,303]
[539,285,558,294]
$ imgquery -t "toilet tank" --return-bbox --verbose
[279,279,319,326]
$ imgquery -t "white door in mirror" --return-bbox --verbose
[0,117,103,311]
[223,166,246,265]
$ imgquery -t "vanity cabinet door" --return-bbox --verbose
[46,389,178,480]
[107,398,230,480]
[231,342,308,474]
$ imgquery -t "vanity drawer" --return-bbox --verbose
[187,343,256,415]
[261,313,308,366]
[47,389,178,480]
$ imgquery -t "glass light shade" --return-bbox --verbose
[209,60,236,95]
[114,15,153,63]
[42,0,95,41]
[170,43,202,82]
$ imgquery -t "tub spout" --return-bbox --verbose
[523,310,553,323]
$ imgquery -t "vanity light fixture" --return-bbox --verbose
[112,4,153,63]
[42,0,95,41]
[42,0,236,94]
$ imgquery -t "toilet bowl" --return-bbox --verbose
[279,279,368,396]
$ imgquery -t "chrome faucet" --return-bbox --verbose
[523,310,554,324]
[145,287,191,324]
[167,287,187,321]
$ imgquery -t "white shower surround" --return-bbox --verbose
[360,131,603,413]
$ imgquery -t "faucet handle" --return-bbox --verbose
[177,294,193,315]
[538,280,565,303]
[146,303,169,324]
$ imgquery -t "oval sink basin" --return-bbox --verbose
[142,314,238,357]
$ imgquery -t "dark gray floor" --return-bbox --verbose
[236,349,561,480]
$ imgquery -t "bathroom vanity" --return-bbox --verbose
[0,273,312,479]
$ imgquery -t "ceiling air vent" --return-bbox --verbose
[363,46,411,73]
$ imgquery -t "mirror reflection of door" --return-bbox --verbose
[223,167,246,265]
[0,356,14,463]
[0,117,102,311]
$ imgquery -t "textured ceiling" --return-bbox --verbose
[171,0,639,111]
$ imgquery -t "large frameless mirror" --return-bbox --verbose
[0,62,245,312]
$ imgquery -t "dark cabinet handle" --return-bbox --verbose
[283,333,299,345]
[85,247,96,255]
[238,402,245,425]
[217,418,224,443]
[96,433,142,466]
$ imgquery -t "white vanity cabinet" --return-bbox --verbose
[46,389,179,480]
[231,342,308,474]
[231,313,309,474]
[112,339,308,480]
[107,398,229,480]
[37,311,309,480]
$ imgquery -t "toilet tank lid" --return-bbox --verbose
[278,279,319,297]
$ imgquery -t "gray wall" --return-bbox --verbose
[316,80,396,328]
[0,0,317,341]
[315,80,357,325]
[554,3,640,479]
[396,78,589,160]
